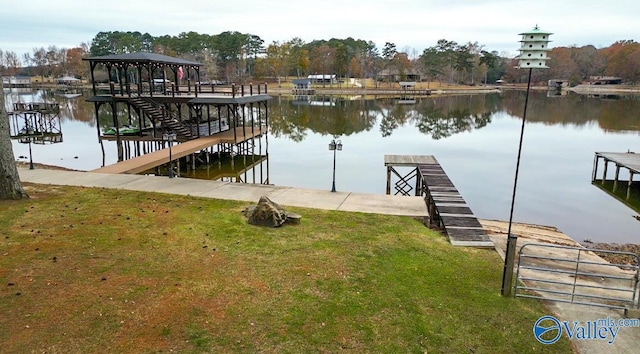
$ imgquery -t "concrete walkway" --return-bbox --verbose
[17,168,428,218]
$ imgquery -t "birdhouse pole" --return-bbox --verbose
[501,26,552,296]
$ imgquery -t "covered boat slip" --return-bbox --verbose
[385,155,494,247]
[89,93,271,143]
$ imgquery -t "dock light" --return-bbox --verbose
[329,139,342,192]
[501,26,552,296]
[163,131,177,178]
[27,136,34,170]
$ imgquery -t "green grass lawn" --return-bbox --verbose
[0,184,572,353]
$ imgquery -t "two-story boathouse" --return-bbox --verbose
[83,52,271,180]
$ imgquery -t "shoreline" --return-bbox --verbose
[14,82,640,96]
[15,161,640,256]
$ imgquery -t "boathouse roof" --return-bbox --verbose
[84,52,202,66]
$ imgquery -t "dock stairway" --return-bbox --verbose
[127,97,194,141]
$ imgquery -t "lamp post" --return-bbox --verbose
[163,131,177,178]
[27,136,34,170]
[329,139,342,192]
[501,26,552,296]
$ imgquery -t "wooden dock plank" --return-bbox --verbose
[596,152,640,174]
[439,216,483,228]
[437,206,473,214]
[427,186,458,191]
[432,193,462,197]
[437,206,474,214]
[435,203,470,207]
[423,179,454,187]
[446,228,489,237]
[433,199,466,204]
[433,198,465,203]
[431,195,461,199]
[385,155,437,166]
[92,127,264,174]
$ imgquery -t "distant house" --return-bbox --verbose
[308,74,336,85]
[2,76,31,87]
[589,76,623,85]
[399,81,417,90]
[293,79,311,90]
[292,78,314,94]
[377,69,421,83]
[56,76,81,85]
[548,79,569,89]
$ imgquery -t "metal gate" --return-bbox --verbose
[515,243,640,310]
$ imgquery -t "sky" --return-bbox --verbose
[1,0,638,60]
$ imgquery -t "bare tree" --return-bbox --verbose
[32,47,47,80]
[0,81,29,200]
[4,51,21,76]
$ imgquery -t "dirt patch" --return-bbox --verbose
[16,161,80,171]
[480,219,639,265]
[581,242,640,266]
[480,220,640,264]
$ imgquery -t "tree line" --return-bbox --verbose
[1,30,639,85]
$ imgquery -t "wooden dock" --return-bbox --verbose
[592,151,639,200]
[593,152,640,177]
[91,127,264,174]
[418,159,494,247]
[385,155,493,247]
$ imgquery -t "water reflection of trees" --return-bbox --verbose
[6,90,640,142]
[269,92,640,142]
[502,91,640,132]
[392,95,498,139]
[269,94,500,140]
[269,96,378,140]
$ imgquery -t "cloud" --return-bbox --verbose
[0,0,637,58]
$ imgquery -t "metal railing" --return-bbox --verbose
[515,243,639,310]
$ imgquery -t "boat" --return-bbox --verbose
[104,126,140,135]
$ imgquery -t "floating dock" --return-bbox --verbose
[385,155,494,248]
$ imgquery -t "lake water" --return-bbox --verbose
[6,88,640,244]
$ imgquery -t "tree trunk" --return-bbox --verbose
[0,81,29,200]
